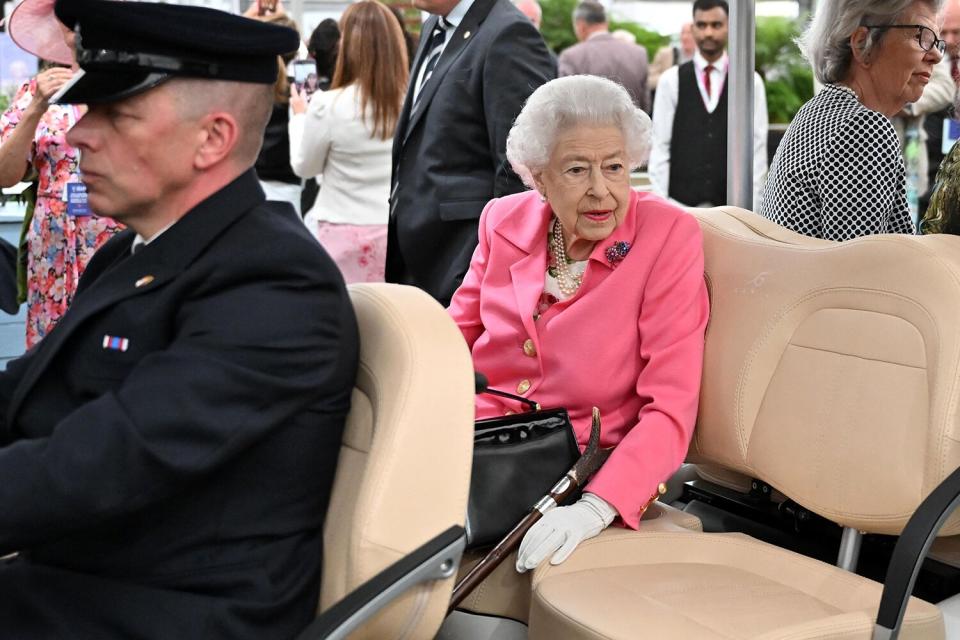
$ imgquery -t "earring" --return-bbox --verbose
[539,192,547,203]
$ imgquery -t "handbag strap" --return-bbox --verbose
[474,371,540,411]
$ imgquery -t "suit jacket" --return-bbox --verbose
[448,189,708,528]
[0,170,358,640]
[386,0,555,307]
[558,33,650,112]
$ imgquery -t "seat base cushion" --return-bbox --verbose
[455,502,701,623]
[529,531,943,640]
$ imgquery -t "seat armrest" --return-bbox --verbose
[874,466,960,639]
[296,525,466,640]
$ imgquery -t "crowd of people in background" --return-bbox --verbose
[290,0,407,282]
[0,0,960,636]
[7,0,959,346]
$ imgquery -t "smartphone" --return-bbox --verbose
[258,0,277,15]
[293,60,318,97]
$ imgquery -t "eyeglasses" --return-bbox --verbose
[863,24,946,55]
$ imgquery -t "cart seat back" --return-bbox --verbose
[689,207,960,536]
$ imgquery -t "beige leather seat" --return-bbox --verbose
[529,208,960,639]
[455,502,703,622]
[318,283,475,639]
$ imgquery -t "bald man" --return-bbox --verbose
[514,0,541,27]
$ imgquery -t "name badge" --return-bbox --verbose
[943,119,960,155]
[65,182,91,217]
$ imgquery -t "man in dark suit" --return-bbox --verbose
[387,0,555,306]
[0,2,358,639]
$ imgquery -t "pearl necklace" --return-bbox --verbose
[550,217,583,297]
[831,83,858,100]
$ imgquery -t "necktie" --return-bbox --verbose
[952,57,960,86]
[415,19,448,103]
[703,64,714,100]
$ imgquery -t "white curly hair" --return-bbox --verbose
[505,75,651,190]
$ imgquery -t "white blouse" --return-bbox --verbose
[288,84,393,227]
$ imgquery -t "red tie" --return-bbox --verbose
[952,58,960,86]
[704,64,714,100]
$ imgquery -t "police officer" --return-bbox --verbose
[0,1,358,638]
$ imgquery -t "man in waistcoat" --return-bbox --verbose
[648,0,768,208]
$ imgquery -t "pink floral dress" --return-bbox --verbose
[0,79,123,348]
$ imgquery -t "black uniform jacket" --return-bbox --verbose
[386,0,555,306]
[0,170,358,640]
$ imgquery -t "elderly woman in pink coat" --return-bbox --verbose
[448,75,709,573]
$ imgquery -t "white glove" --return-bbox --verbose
[515,493,617,573]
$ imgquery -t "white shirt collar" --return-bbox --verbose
[442,0,475,28]
[693,49,728,73]
[131,220,176,254]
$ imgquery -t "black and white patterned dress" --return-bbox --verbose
[759,84,915,240]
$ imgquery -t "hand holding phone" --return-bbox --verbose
[290,84,308,115]
[292,60,318,98]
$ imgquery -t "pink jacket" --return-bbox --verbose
[448,189,708,528]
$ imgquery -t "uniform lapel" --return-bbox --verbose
[6,170,267,422]
[400,0,497,148]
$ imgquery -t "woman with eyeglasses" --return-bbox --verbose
[759,0,943,240]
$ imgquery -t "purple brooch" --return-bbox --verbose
[605,241,631,265]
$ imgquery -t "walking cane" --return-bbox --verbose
[449,406,612,612]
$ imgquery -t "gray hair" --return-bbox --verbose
[506,75,651,189]
[572,1,605,25]
[800,0,943,84]
[168,78,274,164]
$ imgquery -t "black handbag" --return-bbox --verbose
[466,384,581,549]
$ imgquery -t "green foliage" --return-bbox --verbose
[755,16,800,75]
[608,20,669,60]
[755,16,813,123]
[765,65,813,124]
[540,0,577,54]
[539,0,666,58]
[0,94,9,115]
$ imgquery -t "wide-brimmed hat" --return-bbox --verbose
[6,0,73,66]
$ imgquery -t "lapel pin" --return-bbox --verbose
[135,275,155,288]
[102,335,129,352]
[463,31,471,38]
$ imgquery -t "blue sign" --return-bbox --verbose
[65,182,91,217]
[943,119,960,155]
